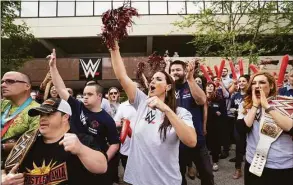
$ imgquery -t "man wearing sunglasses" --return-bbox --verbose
[48,50,120,185]
[108,87,120,118]
[1,71,40,163]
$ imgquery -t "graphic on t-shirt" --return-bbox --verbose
[25,160,68,185]
[175,91,179,99]
[145,109,156,124]
[80,111,87,126]
[234,99,242,106]
[255,110,262,122]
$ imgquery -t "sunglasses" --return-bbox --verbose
[1,79,27,85]
[109,92,118,95]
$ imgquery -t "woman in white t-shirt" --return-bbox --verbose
[109,41,197,185]
[236,72,293,185]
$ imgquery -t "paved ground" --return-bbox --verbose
[118,145,244,185]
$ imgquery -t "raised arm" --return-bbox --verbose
[109,41,137,103]
[186,61,206,105]
[48,49,70,101]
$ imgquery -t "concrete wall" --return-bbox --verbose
[16,14,290,38]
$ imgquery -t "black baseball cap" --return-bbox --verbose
[28,98,72,117]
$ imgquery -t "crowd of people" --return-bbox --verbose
[1,44,293,185]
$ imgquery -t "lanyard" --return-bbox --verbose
[1,97,33,127]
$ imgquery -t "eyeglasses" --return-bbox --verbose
[109,92,118,95]
[1,79,27,85]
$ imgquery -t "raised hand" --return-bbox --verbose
[186,60,196,80]
[252,87,260,108]
[146,96,169,112]
[259,87,270,109]
[59,133,82,155]
[47,48,56,67]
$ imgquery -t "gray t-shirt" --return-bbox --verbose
[101,98,112,115]
[124,89,194,185]
[238,103,293,169]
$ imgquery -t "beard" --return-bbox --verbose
[174,74,185,85]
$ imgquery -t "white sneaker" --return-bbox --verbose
[213,163,219,171]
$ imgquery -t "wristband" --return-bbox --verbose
[252,105,258,109]
[265,106,275,114]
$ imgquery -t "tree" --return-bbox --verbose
[1,1,35,75]
[173,0,293,64]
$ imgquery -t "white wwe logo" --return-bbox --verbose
[80,58,101,78]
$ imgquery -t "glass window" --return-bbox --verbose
[205,2,222,14]
[21,2,38,17]
[278,1,293,13]
[58,2,75,16]
[131,2,149,15]
[113,1,125,9]
[168,2,186,14]
[94,2,112,16]
[76,2,94,16]
[39,2,57,17]
[187,1,203,14]
[150,2,167,14]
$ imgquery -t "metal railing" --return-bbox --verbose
[17,0,292,18]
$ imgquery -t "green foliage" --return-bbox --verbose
[174,1,293,64]
[1,1,35,75]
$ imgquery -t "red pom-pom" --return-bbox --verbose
[148,52,165,71]
[101,4,138,49]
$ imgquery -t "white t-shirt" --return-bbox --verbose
[238,103,293,169]
[114,101,137,156]
[124,89,194,185]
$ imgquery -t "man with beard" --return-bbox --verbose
[170,60,214,185]
[1,72,39,162]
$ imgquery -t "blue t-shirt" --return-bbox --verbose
[175,82,205,146]
[230,92,244,110]
[278,86,293,97]
[67,96,120,152]
[230,92,244,118]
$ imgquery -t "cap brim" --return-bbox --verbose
[28,107,56,117]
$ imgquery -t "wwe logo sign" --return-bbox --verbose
[79,58,102,79]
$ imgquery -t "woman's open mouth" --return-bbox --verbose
[149,85,156,93]
[255,89,260,97]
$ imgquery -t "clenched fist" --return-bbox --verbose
[59,133,83,155]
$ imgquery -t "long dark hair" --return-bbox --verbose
[157,71,177,141]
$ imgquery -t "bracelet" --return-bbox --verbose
[252,105,258,109]
[265,106,275,114]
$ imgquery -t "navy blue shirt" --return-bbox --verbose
[230,92,244,110]
[278,86,293,97]
[176,82,205,146]
[230,92,244,118]
[67,96,120,152]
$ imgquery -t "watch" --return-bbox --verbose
[265,106,275,114]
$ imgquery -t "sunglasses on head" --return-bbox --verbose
[109,92,118,95]
[1,79,27,85]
